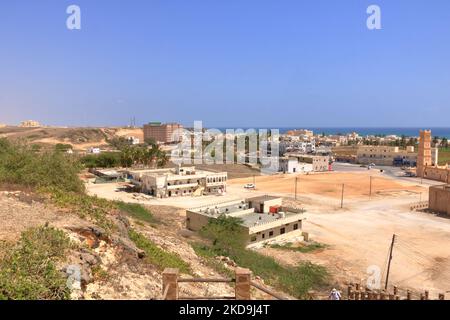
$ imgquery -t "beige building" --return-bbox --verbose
[429,184,450,216]
[283,153,330,172]
[356,145,417,166]
[143,122,183,143]
[186,196,305,246]
[128,165,227,198]
[19,120,41,128]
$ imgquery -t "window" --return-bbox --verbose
[269,231,274,237]
[262,233,265,239]
[280,228,285,234]
[293,224,298,230]
[250,236,257,242]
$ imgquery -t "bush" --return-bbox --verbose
[0,226,71,300]
[129,229,190,274]
[80,152,121,168]
[0,139,84,193]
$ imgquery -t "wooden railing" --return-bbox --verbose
[347,284,446,300]
[162,268,288,300]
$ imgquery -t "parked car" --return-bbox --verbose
[244,183,255,189]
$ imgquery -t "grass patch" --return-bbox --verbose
[270,241,328,253]
[438,147,450,166]
[49,189,115,231]
[128,229,191,274]
[116,202,156,224]
[0,225,72,300]
[191,243,234,279]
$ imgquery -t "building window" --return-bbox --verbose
[269,231,274,237]
[280,228,285,234]
[262,233,265,239]
[250,236,257,242]
[293,224,298,230]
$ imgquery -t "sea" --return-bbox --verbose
[214,127,450,139]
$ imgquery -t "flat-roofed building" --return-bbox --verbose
[127,165,227,198]
[283,153,330,172]
[186,196,305,246]
[19,120,41,128]
[143,122,183,143]
[357,145,418,166]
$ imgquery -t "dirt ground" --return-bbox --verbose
[228,171,424,200]
[86,169,450,298]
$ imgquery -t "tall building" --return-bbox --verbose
[143,122,183,143]
[417,130,432,177]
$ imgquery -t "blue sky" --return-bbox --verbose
[1,0,450,128]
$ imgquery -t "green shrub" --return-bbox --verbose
[0,226,71,300]
[0,139,84,193]
[80,152,121,168]
[128,229,190,274]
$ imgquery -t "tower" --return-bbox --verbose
[417,130,432,177]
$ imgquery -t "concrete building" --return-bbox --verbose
[356,145,417,166]
[128,165,227,198]
[186,196,305,246]
[143,122,183,143]
[19,120,41,128]
[429,185,450,216]
[282,153,330,172]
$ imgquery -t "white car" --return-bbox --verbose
[244,183,255,189]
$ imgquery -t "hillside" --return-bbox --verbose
[0,126,143,151]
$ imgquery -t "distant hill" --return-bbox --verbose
[0,126,143,151]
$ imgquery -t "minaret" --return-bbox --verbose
[417,130,432,177]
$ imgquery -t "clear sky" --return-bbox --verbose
[1,0,450,128]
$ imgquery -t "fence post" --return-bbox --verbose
[424,291,429,300]
[393,286,398,295]
[406,290,412,300]
[235,268,252,300]
[162,268,179,300]
[439,293,445,300]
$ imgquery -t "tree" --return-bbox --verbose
[442,137,449,148]
[432,136,439,147]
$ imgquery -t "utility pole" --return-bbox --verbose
[253,175,256,189]
[340,184,345,208]
[294,177,298,200]
[385,234,396,290]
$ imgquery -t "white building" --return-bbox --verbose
[128,165,227,198]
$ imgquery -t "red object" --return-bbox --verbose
[269,205,280,213]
